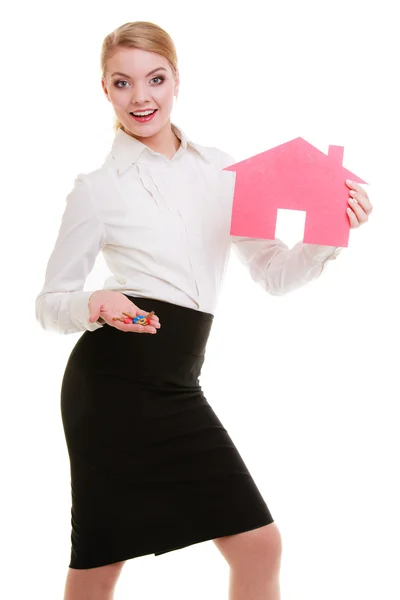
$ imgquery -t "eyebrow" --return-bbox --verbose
[111,67,167,79]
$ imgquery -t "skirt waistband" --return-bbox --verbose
[121,294,214,358]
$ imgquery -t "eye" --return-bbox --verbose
[114,75,165,89]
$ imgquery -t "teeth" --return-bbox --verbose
[131,109,156,117]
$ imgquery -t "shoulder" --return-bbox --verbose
[67,154,116,213]
[209,147,236,168]
[73,153,116,190]
[190,141,236,170]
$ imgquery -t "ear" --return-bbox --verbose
[101,78,111,102]
[174,67,180,98]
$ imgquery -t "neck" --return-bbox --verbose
[124,120,181,159]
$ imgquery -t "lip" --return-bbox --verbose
[129,109,158,123]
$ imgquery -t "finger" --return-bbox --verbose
[111,317,158,334]
[125,311,161,329]
[120,321,158,334]
[132,323,158,334]
[142,311,160,327]
[347,206,360,228]
[349,190,373,214]
[147,318,161,329]
[88,303,101,323]
[122,311,158,323]
[118,310,160,331]
[346,179,367,196]
[133,318,160,331]
[348,197,369,224]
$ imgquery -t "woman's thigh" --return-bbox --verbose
[213,523,282,569]
[63,560,126,599]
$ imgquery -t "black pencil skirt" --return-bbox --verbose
[61,294,274,569]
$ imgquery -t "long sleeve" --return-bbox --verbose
[35,174,107,334]
[232,236,342,296]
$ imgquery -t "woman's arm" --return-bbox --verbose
[35,174,107,334]
[217,148,342,295]
[231,236,341,296]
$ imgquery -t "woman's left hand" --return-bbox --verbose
[346,180,373,228]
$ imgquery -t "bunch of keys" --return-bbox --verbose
[113,311,155,326]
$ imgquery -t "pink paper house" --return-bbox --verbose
[224,137,367,247]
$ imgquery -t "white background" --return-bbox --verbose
[1,0,399,598]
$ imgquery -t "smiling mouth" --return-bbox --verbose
[130,109,157,117]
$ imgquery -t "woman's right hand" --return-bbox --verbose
[88,290,161,334]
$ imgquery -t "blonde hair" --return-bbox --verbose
[101,21,178,132]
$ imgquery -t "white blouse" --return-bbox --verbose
[35,123,341,334]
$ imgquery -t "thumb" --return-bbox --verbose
[88,295,102,323]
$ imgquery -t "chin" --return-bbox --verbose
[123,117,170,139]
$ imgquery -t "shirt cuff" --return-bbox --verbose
[68,291,104,332]
[302,243,343,262]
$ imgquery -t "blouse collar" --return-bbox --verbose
[111,122,213,174]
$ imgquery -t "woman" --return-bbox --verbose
[35,20,372,600]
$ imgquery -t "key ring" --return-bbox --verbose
[113,311,155,325]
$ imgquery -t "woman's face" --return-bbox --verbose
[102,47,179,140]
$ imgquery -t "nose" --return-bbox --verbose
[131,83,151,107]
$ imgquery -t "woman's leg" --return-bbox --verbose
[63,560,126,600]
[213,522,282,600]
